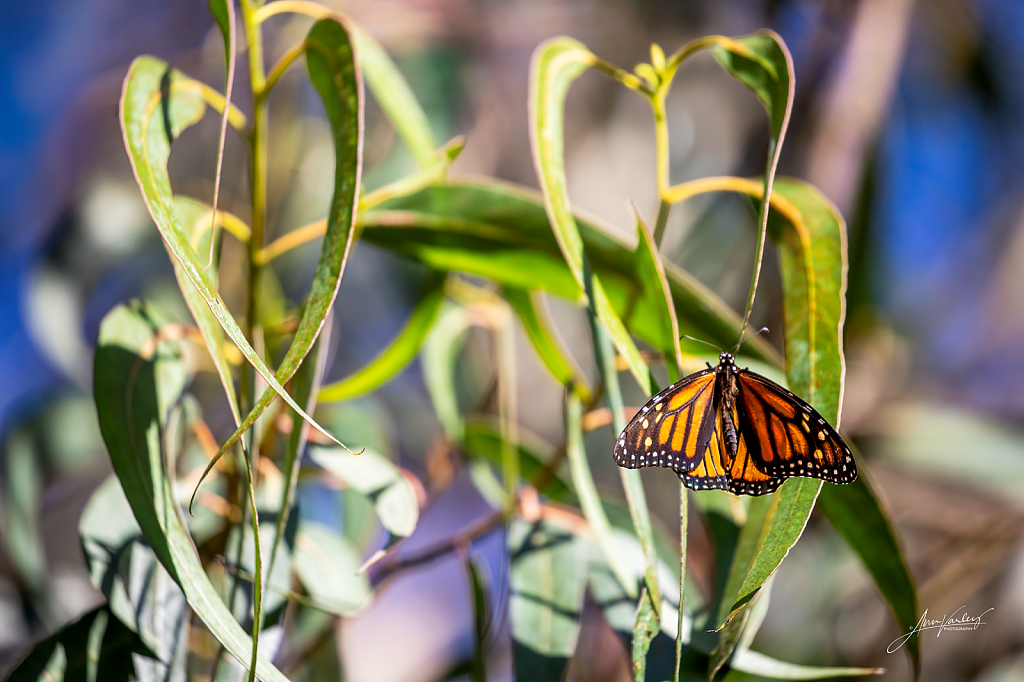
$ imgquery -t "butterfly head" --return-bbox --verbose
[718,352,739,374]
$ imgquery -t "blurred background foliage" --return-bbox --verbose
[0,1,1023,681]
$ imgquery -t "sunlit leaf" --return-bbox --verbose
[213,15,364,461]
[503,287,590,401]
[352,24,438,170]
[529,37,649,391]
[711,178,847,675]
[359,180,779,365]
[93,301,290,682]
[309,446,419,538]
[119,56,337,449]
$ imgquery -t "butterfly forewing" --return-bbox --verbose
[734,371,856,486]
[612,369,716,473]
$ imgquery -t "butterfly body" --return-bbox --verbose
[613,352,856,496]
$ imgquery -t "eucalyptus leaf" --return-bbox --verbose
[309,446,419,538]
[119,56,339,451]
[360,180,779,365]
[212,15,364,463]
[93,301,291,682]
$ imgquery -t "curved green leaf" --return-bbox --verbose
[359,180,780,366]
[633,208,682,370]
[119,55,338,449]
[309,446,419,538]
[529,37,649,391]
[93,302,291,682]
[711,179,848,676]
[319,269,447,402]
[213,15,364,461]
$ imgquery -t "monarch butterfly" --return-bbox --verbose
[613,351,856,496]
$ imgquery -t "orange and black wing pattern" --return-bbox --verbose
[613,369,717,473]
[679,397,784,495]
[733,371,856,488]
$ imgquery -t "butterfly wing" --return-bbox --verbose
[734,370,857,487]
[675,406,730,491]
[613,368,717,473]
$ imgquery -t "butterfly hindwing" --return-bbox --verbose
[613,369,716,473]
[675,407,730,491]
[734,371,856,486]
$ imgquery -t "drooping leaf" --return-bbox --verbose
[509,517,588,682]
[119,56,337,449]
[213,15,364,461]
[93,301,290,682]
[309,446,419,538]
[632,208,682,370]
[319,270,447,402]
[351,24,438,170]
[529,37,649,391]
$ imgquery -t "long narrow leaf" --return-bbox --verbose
[93,302,291,682]
[119,56,340,450]
[352,25,437,170]
[211,16,364,462]
[711,179,848,676]
[529,37,650,391]
[565,393,636,597]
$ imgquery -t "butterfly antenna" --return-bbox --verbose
[681,335,724,353]
[730,327,769,354]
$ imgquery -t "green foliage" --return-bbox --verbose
[10,3,920,681]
